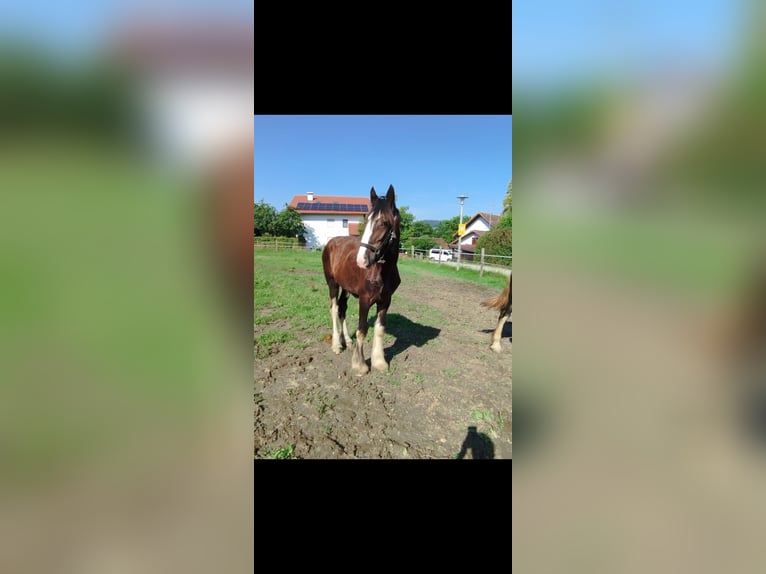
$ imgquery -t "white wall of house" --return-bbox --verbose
[459,232,480,247]
[466,216,492,234]
[301,214,364,248]
[140,74,254,171]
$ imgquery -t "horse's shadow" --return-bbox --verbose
[384,313,441,360]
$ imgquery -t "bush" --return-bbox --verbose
[475,227,511,258]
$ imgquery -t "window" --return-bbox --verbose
[342,219,349,228]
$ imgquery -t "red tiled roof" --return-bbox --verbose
[114,21,254,73]
[465,212,502,229]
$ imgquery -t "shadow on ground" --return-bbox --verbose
[385,313,441,359]
[456,426,495,459]
[480,320,512,342]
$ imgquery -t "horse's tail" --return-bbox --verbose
[481,274,511,311]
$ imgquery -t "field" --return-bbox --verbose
[254,249,512,459]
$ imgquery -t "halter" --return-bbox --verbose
[360,228,398,264]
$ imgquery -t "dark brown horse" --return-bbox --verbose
[322,185,401,375]
[481,272,512,352]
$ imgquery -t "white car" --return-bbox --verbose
[429,249,453,261]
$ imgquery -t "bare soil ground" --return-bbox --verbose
[254,269,512,459]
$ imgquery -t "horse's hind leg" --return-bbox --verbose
[338,289,351,349]
[490,311,509,353]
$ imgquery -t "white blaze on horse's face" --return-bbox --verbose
[357,212,378,269]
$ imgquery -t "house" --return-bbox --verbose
[288,192,370,248]
[113,20,254,172]
[450,212,502,254]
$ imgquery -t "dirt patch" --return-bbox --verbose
[254,271,512,459]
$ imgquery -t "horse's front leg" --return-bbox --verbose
[330,296,343,354]
[352,300,371,375]
[338,289,351,349]
[371,296,391,372]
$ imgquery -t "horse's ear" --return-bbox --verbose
[370,187,378,202]
[386,185,395,207]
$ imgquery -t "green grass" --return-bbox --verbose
[2,138,235,482]
[315,392,334,418]
[305,390,335,418]
[398,257,509,290]
[254,330,293,359]
[261,444,296,459]
[471,409,505,439]
[255,249,328,330]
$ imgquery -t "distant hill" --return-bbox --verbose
[421,220,442,228]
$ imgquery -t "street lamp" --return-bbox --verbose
[456,195,468,270]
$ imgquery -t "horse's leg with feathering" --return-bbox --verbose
[338,288,351,349]
[490,311,509,353]
[371,294,391,371]
[352,299,371,375]
[327,279,344,354]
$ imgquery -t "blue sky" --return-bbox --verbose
[253,116,512,222]
[513,0,742,89]
[0,1,253,55]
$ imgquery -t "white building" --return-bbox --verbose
[451,212,502,253]
[289,192,370,249]
[114,21,254,173]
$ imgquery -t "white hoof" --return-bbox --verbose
[372,359,388,372]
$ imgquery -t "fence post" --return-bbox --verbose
[410,245,414,258]
[480,248,485,277]
[275,239,278,251]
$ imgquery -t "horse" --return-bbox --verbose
[322,185,401,375]
[481,272,512,352]
[203,135,253,328]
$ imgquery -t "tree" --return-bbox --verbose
[411,236,438,251]
[409,221,435,237]
[398,205,415,232]
[434,215,472,243]
[503,180,512,215]
[254,200,277,236]
[272,205,306,239]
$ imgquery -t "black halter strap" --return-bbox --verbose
[360,228,398,264]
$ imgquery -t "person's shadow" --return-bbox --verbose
[455,426,495,459]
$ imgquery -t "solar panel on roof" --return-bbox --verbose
[295,201,370,212]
